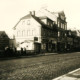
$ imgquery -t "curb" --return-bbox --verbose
[52,68,80,80]
[0,53,57,61]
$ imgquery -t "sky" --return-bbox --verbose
[0,0,80,36]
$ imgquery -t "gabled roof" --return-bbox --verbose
[13,14,46,29]
[38,16,47,19]
[13,13,55,31]
[37,8,57,22]
[58,11,65,16]
[32,15,57,30]
[13,14,32,29]
[20,14,32,20]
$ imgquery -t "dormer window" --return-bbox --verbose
[27,20,30,25]
[22,30,25,36]
[47,22,49,26]
[53,22,55,25]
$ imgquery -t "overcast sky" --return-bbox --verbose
[0,0,80,35]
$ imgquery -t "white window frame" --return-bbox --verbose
[27,20,30,25]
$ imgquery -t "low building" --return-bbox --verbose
[0,31,9,52]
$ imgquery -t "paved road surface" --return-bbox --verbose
[0,52,80,80]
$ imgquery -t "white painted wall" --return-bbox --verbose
[14,16,42,50]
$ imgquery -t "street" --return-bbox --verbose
[0,52,80,80]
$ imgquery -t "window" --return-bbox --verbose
[43,30,45,36]
[53,22,55,25]
[17,31,20,37]
[34,37,38,41]
[58,21,59,27]
[32,30,34,36]
[47,22,49,25]
[61,23,62,28]
[65,23,67,30]
[65,33,67,36]
[62,24,64,29]
[58,31,60,37]
[27,20,30,25]
[22,30,25,36]
[27,30,30,36]
[26,31,28,36]
[51,24,53,27]
[61,23,63,28]
[69,32,71,36]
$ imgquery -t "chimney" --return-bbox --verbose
[29,11,35,16]
[29,11,32,15]
[32,11,35,16]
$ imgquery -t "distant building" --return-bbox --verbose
[66,30,73,51]
[0,31,9,52]
[71,30,80,50]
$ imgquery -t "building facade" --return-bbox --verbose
[13,9,80,53]
[13,12,42,53]
[37,9,67,52]
[56,11,67,52]
[13,11,58,53]
[39,16,58,52]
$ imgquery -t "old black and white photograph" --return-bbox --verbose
[0,0,80,80]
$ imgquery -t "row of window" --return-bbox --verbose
[22,20,30,25]
[42,29,57,37]
[17,30,35,37]
[58,31,66,37]
[58,21,67,30]
[47,22,53,27]
[47,20,55,29]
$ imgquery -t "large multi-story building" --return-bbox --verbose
[13,9,68,53]
[38,16,58,52]
[12,9,80,53]
[13,10,58,53]
[36,9,67,52]
[13,12,41,53]
[54,11,67,52]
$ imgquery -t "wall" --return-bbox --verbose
[14,17,42,51]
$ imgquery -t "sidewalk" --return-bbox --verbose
[53,68,80,80]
